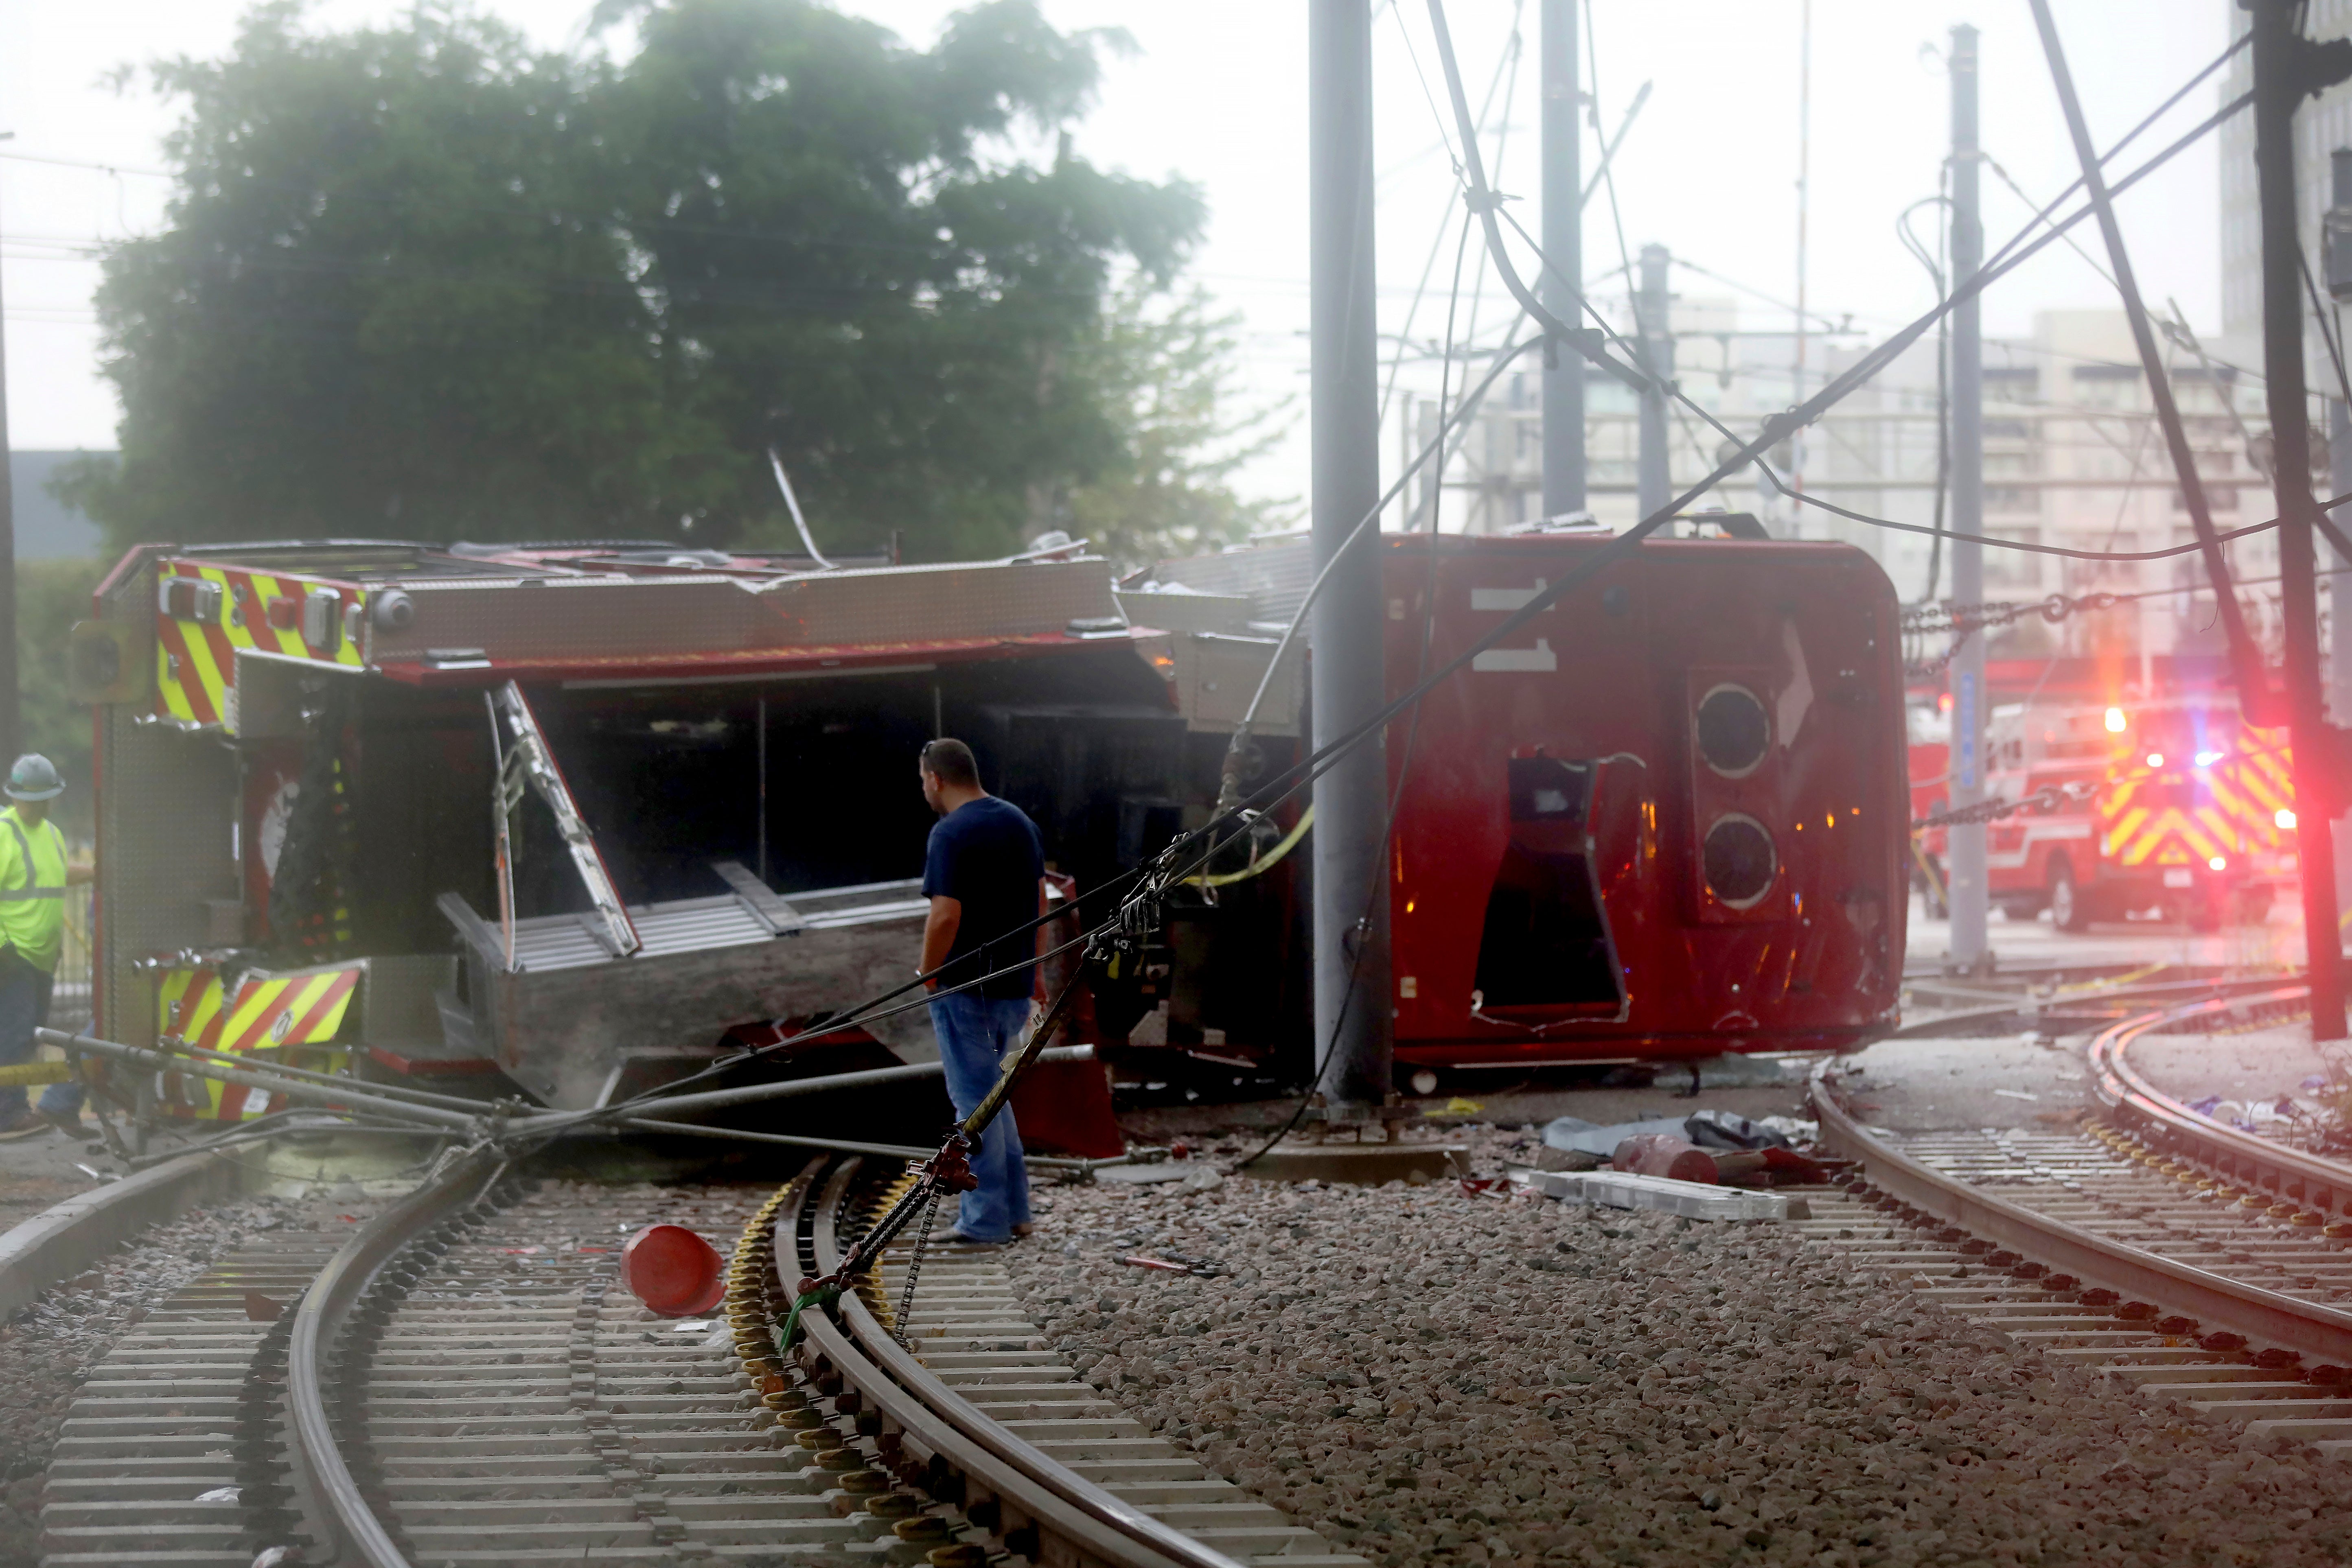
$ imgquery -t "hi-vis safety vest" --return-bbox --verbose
[0,807,68,972]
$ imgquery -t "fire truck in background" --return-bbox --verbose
[1914,694,2294,932]
[1905,694,1952,918]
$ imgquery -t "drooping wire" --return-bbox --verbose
[613,32,2270,1131]
[1894,188,1951,602]
[1228,186,1479,1168]
[1377,0,1524,435]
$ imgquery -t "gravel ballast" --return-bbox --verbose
[0,1190,337,1567]
[1004,1135,2352,1568]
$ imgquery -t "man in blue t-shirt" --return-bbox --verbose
[917,738,1045,1245]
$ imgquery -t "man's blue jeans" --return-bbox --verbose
[0,958,74,1123]
[926,991,1036,1242]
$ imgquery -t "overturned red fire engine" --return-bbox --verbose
[71,520,1901,1120]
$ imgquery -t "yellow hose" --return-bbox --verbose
[1185,806,1314,888]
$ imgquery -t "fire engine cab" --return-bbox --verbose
[1956,697,2293,932]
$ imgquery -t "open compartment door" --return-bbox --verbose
[1470,754,1629,1022]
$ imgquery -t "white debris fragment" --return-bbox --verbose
[1510,1166,1812,1221]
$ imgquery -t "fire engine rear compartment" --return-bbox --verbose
[254,646,1198,1106]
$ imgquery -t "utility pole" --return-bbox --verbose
[1946,24,1989,976]
[1636,243,1672,520]
[2334,389,2352,915]
[2326,149,2352,955]
[1307,0,1392,1124]
[1790,0,1812,523]
[1540,0,1585,518]
[0,138,20,766]
[2250,0,2351,1039]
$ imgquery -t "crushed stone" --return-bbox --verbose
[1005,1126,2352,1567]
[0,1191,324,1567]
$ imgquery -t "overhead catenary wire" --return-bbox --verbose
[618,24,2271,1132]
[1377,0,1523,435]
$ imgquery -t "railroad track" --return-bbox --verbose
[33,1146,1358,1568]
[1806,981,2352,1458]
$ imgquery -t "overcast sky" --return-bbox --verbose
[0,0,2230,503]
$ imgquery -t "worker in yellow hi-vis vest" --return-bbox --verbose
[0,756,95,1142]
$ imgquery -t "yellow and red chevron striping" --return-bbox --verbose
[150,962,364,1120]
[214,966,361,1054]
[154,560,366,728]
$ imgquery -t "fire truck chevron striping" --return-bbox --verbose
[155,561,366,729]
[2095,729,2293,867]
[152,962,365,1119]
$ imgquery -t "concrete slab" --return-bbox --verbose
[1235,1144,1467,1185]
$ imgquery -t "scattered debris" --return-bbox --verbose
[620,1223,725,1317]
[1514,1166,1813,1221]
[1544,1109,1798,1161]
[1096,1163,1196,1185]
[1610,1134,1720,1184]
[1117,1253,1224,1277]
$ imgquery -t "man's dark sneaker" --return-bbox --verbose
[0,1113,52,1142]
[40,1110,99,1143]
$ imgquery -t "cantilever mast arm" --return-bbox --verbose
[1423,0,1651,394]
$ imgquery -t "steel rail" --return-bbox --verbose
[287,1148,508,1568]
[788,1157,1252,1568]
[1809,1011,2352,1367]
[1879,971,2306,1044]
[2091,983,2352,1216]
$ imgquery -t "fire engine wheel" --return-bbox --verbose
[2048,860,2089,934]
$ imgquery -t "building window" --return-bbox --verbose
[2175,486,2240,512]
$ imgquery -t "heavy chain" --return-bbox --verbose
[1901,591,2122,638]
[1911,781,2097,833]
[893,1185,944,1349]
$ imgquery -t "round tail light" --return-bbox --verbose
[1703,814,1778,908]
[1695,684,1771,777]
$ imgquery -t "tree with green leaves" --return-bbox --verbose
[64,0,1270,563]
[1062,282,1295,570]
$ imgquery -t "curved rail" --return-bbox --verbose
[1809,1008,2352,1366]
[290,1148,507,1568]
[784,1157,1251,1568]
[2089,984,2352,1217]
[278,1147,1255,1568]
